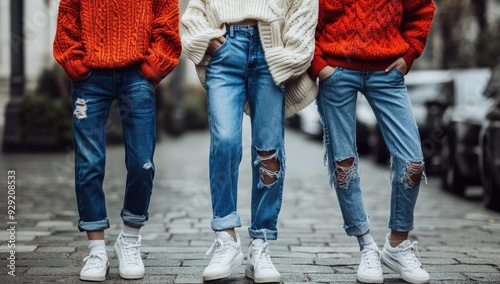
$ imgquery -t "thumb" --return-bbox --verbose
[385,63,395,73]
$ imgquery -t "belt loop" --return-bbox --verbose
[249,25,255,36]
[229,25,235,38]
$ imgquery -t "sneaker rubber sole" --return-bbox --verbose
[356,272,383,284]
[245,266,281,283]
[202,252,244,281]
[79,262,109,282]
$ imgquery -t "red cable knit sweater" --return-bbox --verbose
[309,0,435,79]
[53,0,181,85]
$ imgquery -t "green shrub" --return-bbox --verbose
[20,65,73,150]
[20,64,126,150]
[162,84,208,135]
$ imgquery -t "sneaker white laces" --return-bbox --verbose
[402,241,422,269]
[121,237,142,265]
[206,237,227,263]
[254,242,274,270]
[362,248,380,269]
[82,253,107,269]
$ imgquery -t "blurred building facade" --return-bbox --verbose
[1,0,500,83]
[0,0,58,82]
[487,0,500,23]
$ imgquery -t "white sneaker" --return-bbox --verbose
[380,234,430,284]
[357,242,383,283]
[202,231,244,281]
[114,232,144,279]
[80,252,109,281]
[245,239,281,283]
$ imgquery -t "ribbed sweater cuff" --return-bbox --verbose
[182,30,225,65]
[265,50,296,84]
[309,57,329,79]
[283,74,318,118]
[183,39,209,65]
[403,48,419,73]
[63,60,91,81]
[139,62,161,86]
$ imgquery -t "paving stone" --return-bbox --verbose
[173,275,204,284]
[426,264,499,273]
[316,253,353,259]
[455,257,500,266]
[277,264,334,273]
[466,272,500,282]
[314,257,360,266]
[16,258,80,267]
[290,245,358,253]
[35,221,74,228]
[26,266,80,276]
[2,121,500,282]
[35,246,75,253]
[429,272,469,281]
[0,245,37,253]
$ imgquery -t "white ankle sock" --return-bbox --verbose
[357,234,375,251]
[89,239,106,254]
[122,225,140,236]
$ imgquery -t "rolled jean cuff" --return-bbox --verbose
[344,217,371,237]
[211,212,242,231]
[248,228,277,240]
[78,218,110,232]
[121,209,149,228]
[388,223,414,233]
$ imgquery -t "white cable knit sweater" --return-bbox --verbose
[181,0,319,118]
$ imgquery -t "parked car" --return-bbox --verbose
[295,70,455,163]
[356,70,454,168]
[479,59,500,211]
[440,68,492,196]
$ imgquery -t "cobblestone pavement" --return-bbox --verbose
[1,118,500,283]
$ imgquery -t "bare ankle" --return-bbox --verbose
[222,229,237,242]
[389,230,408,248]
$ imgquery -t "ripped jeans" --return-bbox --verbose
[71,66,156,232]
[205,25,285,240]
[317,67,424,236]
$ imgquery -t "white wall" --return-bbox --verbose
[0,0,58,82]
[488,0,500,26]
[0,0,11,79]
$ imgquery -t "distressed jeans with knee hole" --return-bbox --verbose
[71,66,156,232]
[317,67,424,235]
[205,25,286,240]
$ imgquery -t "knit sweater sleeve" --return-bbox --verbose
[181,0,226,65]
[264,0,319,85]
[53,0,91,81]
[139,0,182,85]
[401,0,436,72]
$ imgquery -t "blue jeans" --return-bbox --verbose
[317,67,424,236]
[72,65,156,232]
[205,25,286,240]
